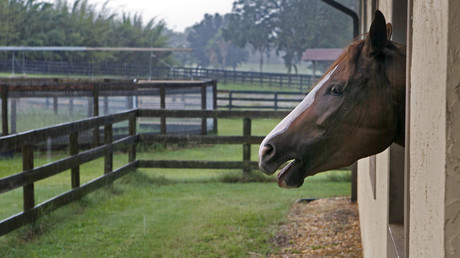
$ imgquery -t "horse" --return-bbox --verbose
[258,10,406,188]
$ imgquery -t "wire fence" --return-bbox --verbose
[0,58,315,90]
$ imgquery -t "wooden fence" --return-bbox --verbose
[169,67,314,90]
[217,90,306,110]
[0,108,289,236]
[0,78,217,136]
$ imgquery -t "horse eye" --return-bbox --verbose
[329,86,343,96]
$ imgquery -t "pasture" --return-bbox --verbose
[0,117,350,256]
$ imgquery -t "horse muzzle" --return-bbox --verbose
[258,145,278,175]
[259,144,306,188]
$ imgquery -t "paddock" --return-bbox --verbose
[0,76,356,256]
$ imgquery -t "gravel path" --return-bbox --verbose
[271,197,363,257]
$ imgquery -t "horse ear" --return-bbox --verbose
[386,23,392,40]
[366,10,387,56]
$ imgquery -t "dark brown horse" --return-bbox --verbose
[259,10,406,188]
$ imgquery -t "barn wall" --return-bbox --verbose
[409,0,460,256]
[409,0,449,256]
[357,150,390,258]
[444,2,460,256]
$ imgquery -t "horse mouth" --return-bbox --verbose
[276,159,306,188]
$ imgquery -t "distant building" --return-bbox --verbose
[301,48,343,81]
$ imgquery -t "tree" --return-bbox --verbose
[187,14,224,67]
[276,0,358,72]
[0,0,172,67]
[187,13,248,69]
[223,0,278,72]
[225,0,358,72]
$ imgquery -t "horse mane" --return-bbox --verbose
[319,39,366,84]
[316,36,404,87]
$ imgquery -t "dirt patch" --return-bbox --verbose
[271,197,362,257]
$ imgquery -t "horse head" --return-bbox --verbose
[259,10,406,188]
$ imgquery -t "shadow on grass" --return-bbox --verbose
[219,170,276,183]
[118,170,277,186]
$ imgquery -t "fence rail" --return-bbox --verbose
[0,78,217,136]
[0,108,289,236]
[217,90,306,110]
[169,67,314,90]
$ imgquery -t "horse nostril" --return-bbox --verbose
[261,144,275,159]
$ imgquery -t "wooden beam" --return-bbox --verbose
[22,144,34,211]
[243,118,252,176]
[70,132,80,189]
[0,161,137,236]
[139,134,264,145]
[0,136,136,194]
[137,109,289,119]
[1,85,8,136]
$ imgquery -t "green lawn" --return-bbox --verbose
[0,117,351,257]
[0,172,349,257]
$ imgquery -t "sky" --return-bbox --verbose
[79,0,235,32]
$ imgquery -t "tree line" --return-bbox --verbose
[185,0,358,72]
[0,0,172,66]
[0,0,358,73]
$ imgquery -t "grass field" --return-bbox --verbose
[0,116,351,257]
[0,172,349,257]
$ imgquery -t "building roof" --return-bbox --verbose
[301,48,343,61]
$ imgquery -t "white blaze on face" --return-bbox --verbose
[259,65,338,157]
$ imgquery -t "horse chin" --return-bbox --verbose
[277,159,308,188]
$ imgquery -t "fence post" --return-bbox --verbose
[243,118,251,177]
[129,113,137,162]
[160,86,166,134]
[212,80,218,134]
[229,91,233,110]
[201,85,207,135]
[70,131,80,188]
[104,124,113,175]
[92,84,100,147]
[2,85,8,136]
[11,98,16,134]
[22,144,34,211]
[274,92,279,111]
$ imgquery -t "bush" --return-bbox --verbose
[325,171,352,182]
